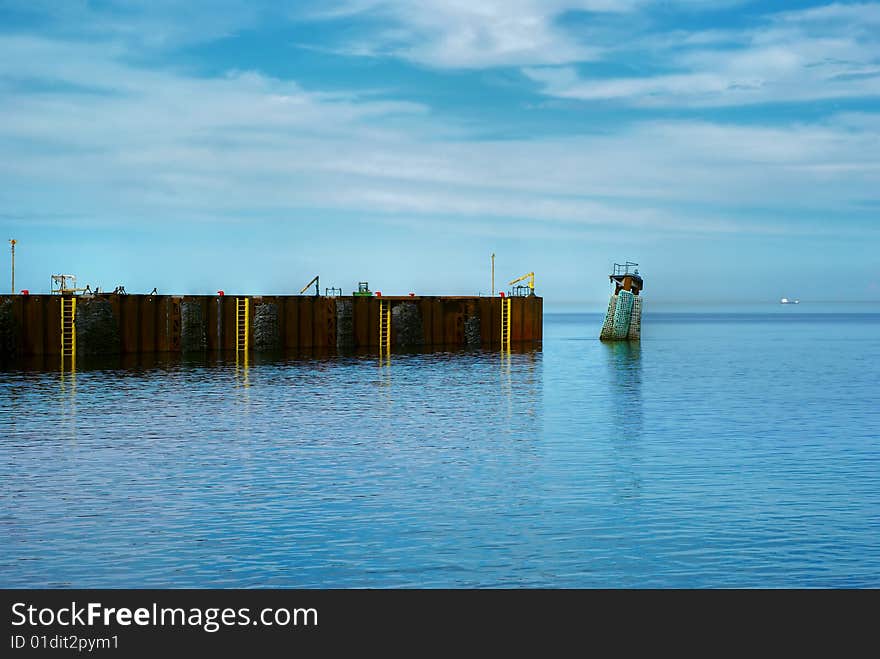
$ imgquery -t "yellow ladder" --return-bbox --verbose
[235,297,249,352]
[378,300,391,354]
[500,297,511,351]
[61,296,76,361]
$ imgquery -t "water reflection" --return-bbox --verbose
[520,348,539,403]
[7,344,545,459]
[598,341,643,508]
[3,343,548,374]
[235,350,250,389]
[376,352,393,419]
[4,314,879,588]
[58,363,77,443]
[603,341,642,437]
[500,350,512,421]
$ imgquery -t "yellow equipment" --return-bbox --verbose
[61,296,76,361]
[378,299,391,355]
[235,297,249,352]
[500,296,511,351]
[508,272,535,297]
[300,275,320,296]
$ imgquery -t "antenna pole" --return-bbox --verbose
[491,253,495,297]
[9,239,15,294]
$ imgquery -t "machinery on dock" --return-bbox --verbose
[300,275,320,296]
[48,275,84,365]
[353,282,373,297]
[300,275,343,297]
[600,262,643,341]
[499,271,536,351]
[50,274,90,295]
[508,272,535,297]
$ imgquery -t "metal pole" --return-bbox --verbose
[9,239,14,294]
[491,253,495,297]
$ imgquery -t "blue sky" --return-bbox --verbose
[1,1,878,307]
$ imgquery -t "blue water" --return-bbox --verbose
[1,313,879,588]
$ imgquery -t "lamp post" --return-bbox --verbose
[8,239,15,295]
[491,253,495,297]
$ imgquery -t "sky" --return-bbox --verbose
[0,0,878,308]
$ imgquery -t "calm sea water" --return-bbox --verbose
[2,312,879,588]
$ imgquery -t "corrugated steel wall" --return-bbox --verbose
[0,294,542,356]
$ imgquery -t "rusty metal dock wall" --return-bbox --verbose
[0,294,542,357]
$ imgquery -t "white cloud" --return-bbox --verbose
[298,0,634,68]
[1,35,879,242]
[0,0,264,48]
[525,3,880,106]
[773,2,880,26]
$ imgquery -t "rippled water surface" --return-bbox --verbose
[2,313,879,588]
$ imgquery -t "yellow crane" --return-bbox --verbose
[300,275,320,296]
[508,272,535,296]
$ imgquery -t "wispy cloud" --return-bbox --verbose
[292,1,880,107]
[525,3,880,106]
[1,2,879,300]
[2,4,879,236]
[1,33,878,241]
[297,0,634,68]
[0,0,264,48]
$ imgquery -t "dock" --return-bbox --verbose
[0,293,542,359]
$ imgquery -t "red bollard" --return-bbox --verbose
[217,290,225,297]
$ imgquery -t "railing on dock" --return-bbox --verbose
[613,262,639,276]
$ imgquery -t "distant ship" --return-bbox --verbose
[780,297,800,305]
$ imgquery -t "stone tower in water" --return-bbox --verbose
[600,262,643,341]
